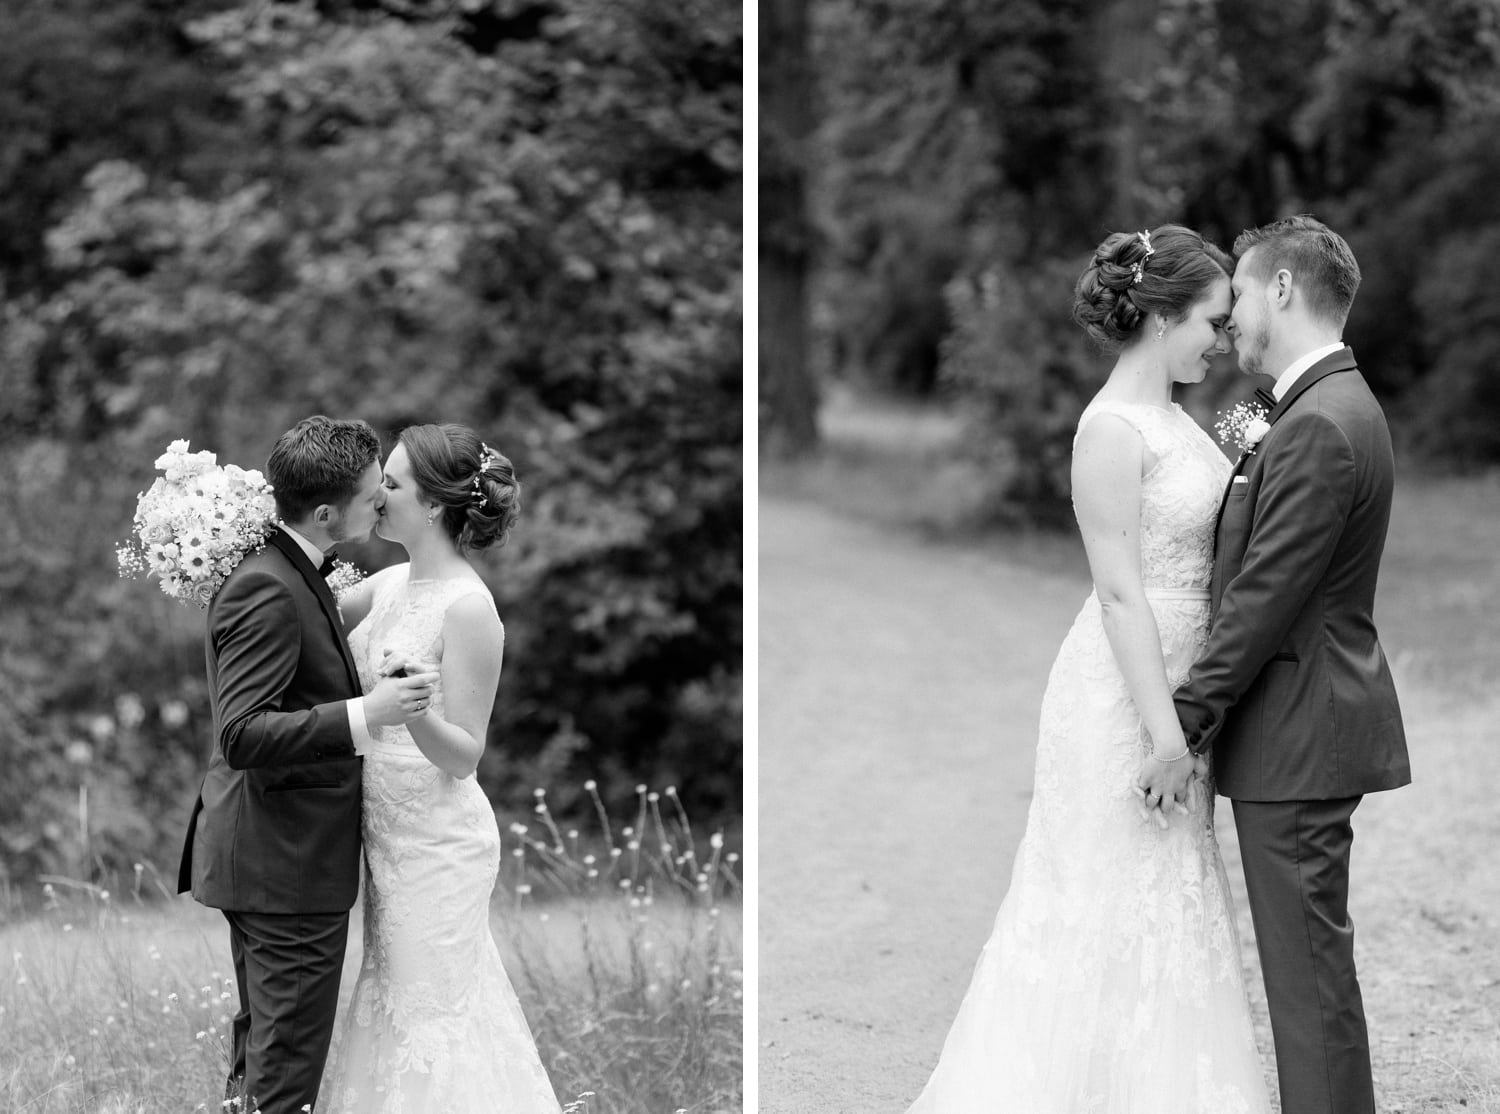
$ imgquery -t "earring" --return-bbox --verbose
[426,507,438,526]
[1156,321,1166,340]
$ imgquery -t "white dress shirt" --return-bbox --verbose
[1273,341,1347,401]
[279,523,372,750]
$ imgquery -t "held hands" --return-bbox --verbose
[364,651,441,728]
[1133,747,1208,830]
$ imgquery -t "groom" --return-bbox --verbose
[178,416,439,1114]
[1145,216,1410,1114]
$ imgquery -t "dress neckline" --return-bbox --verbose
[1090,398,1179,414]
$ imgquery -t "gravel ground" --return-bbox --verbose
[758,493,1088,1112]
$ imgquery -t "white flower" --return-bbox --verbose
[148,541,179,575]
[119,440,276,609]
[326,560,367,599]
[1214,403,1271,454]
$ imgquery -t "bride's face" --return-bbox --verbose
[1164,274,1233,385]
[375,444,433,544]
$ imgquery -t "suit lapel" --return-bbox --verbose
[1263,346,1358,426]
[1213,346,1360,526]
[267,528,362,695]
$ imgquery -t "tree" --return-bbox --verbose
[759,0,819,454]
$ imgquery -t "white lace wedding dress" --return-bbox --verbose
[320,565,561,1114]
[907,401,1272,1114]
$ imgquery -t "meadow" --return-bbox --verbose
[763,387,1500,1113]
[0,787,742,1114]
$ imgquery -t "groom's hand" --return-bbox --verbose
[365,665,440,727]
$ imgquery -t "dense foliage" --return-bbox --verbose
[769,0,1500,506]
[0,0,741,885]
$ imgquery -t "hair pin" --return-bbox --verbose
[1130,229,1155,285]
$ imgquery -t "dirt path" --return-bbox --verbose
[757,494,1091,1112]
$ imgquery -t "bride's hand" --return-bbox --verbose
[1135,748,1194,827]
[378,649,437,679]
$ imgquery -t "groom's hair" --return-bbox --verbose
[1234,215,1360,328]
[267,416,382,524]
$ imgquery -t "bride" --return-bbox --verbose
[320,423,561,1113]
[906,226,1271,1112]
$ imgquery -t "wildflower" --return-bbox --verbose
[115,692,146,729]
[583,779,597,791]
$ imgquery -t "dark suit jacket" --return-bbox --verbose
[1174,347,1410,801]
[178,528,364,913]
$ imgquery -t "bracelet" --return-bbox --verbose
[1151,746,1190,763]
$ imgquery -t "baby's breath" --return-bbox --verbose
[325,559,366,599]
[1214,402,1270,453]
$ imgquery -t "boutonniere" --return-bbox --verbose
[326,560,367,599]
[1215,403,1271,455]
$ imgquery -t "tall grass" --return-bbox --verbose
[0,784,742,1114]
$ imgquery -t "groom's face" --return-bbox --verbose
[329,461,386,544]
[1229,251,1271,377]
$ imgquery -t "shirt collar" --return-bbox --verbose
[1273,341,1347,401]
[278,523,328,569]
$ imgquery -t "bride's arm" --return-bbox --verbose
[404,593,504,779]
[1072,414,1193,806]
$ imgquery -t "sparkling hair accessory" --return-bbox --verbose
[1130,229,1155,285]
[470,442,501,507]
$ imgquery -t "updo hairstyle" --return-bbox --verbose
[398,423,520,553]
[1072,224,1232,352]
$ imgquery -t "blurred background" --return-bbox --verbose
[0,0,742,892]
[761,0,1500,502]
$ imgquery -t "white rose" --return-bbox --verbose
[1244,418,1271,447]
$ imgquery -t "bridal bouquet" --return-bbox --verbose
[117,439,278,608]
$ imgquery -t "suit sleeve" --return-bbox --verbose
[212,568,357,769]
[1175,410,1356,752]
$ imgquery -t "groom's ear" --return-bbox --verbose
[311,503,335,527]
[1270,268,1294,308]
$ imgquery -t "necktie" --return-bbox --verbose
[319,551,338,578]
[1253,387,1277,411]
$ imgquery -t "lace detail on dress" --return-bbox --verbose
[1074,402,1229,591]
[322,566,560,1114]
[346,566,501,756]
[907,404,1269,1114]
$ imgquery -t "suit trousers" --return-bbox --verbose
[1232,796,1374,1114]
[224,909,350,1114]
